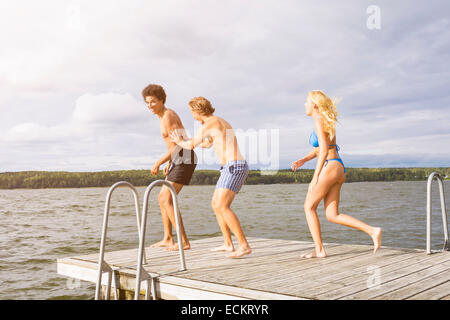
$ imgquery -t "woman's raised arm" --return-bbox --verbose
[291,149,317,171]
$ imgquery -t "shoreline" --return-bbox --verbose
[0,167,448,190]
[1,180,447,192]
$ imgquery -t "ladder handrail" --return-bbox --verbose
[134,180,187,300]
[426,172,449,254]
[95,181,146,300]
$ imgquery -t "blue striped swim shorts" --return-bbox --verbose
[215,160,249,193]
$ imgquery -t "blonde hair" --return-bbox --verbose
[308,90,340,141]
[188,96,215,115]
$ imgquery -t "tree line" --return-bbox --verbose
[0,168,448,189]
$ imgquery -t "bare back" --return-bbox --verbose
[312,117,340,161]
[204,116,244,166]
[312,132,340,161]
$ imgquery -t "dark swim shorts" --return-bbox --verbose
[166,148,197,185]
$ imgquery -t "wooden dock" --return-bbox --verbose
[56,237,450,300]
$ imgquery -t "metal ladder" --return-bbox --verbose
[134,180,187,300]
[95,181,147,300]
[426,172,449,254]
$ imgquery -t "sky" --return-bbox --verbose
[0,0,449,172]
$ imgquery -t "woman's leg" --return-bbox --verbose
[324,182,382,253]
[301,165,340,258]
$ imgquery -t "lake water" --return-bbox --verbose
[0,181,449,300]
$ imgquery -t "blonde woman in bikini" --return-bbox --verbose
[291,90,382,258]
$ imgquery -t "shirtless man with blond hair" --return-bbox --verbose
[143,84,197,251]
[170,96,252,258]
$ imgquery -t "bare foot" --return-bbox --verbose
[300,249,327,259]
[211,244,235,252]
[227,245,252,259]
[165,242,191,251]
[151,239,174,248]
[372,227,382,254]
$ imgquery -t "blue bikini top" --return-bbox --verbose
[309,129,320,148]
[309,129,346,173]
[309,129,340,151]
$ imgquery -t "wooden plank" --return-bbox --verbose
[68,236,226,262]
[165,244,373,298]
[57,258,304,300]
[72,237,297,267]
[375,269,450,300]
[176,242,317,273]
[152,275,304,300]
[243,245,388,284]
[300,252,450,299]
[249,247,376,285]
[281,249,423,296]
[198,246,394,298]
[169,243,338,284]
[343,261,450,300]
[146,240,318,274]
[406,280,450,300]
[217,245,369,288]
[324,254,450,300]
[248,247,415,294]
[57,257,99,270]
[144,250,302,274]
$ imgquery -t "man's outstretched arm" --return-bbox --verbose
[170,125,209,150]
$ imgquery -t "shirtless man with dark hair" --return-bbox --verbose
[142,84,197,251]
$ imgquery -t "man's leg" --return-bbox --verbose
[212,188,252,258]
[151,188,175,248]
[160,181,191,251]
[210,188,234,252]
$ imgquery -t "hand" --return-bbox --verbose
[169,130,183,144]
[150,162,160,176]
[202,136,213,148]
[163,162,171,176]
[291,159,305,172]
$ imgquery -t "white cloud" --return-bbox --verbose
[72,93,147,125]
[3,122,70,143]
[4,92,150,141]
